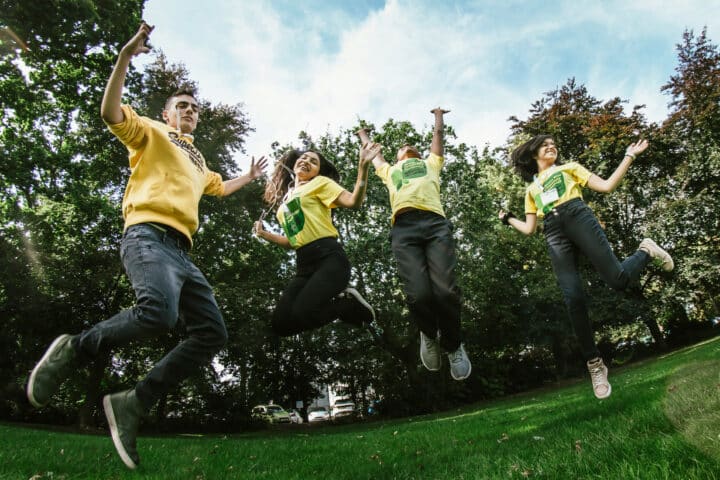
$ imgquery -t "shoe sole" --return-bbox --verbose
[594,383,612,399]
[344,287,376,322]
[27,334,71,408]
[103,395,138,470]
[450,358,472,381]
[421,356,442,372]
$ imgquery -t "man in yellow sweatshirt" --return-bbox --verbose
[26,22,267,470]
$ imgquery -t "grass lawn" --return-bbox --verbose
[2,337,719,479]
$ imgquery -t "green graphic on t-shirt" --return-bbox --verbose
[391,159,427,191]
[281,197,304,240]
[535,171,567,214]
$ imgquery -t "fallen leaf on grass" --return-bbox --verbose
[497,433,509,443]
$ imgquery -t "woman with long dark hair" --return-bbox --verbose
[499,135,673,399]
[254,145,379,335]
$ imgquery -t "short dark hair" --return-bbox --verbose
[164,87,197,110]
[263,149,340,204]
[510,134,560,183]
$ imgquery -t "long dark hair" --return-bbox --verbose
[263,149,340,204]
[510,134,561,183]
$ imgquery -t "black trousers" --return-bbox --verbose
[271,237,351,336]
[390,210,462,351]
[543,199,650,361]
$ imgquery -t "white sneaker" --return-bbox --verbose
[338,287,375,326]
[420,332,442,371]
[587,357,612,399]
[448,344,472,381]
[639,238,674,272]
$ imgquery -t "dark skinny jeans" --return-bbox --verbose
[542,198,650,361]
[271,237,351,336]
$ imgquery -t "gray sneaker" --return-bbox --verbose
[448,344,472,381]
[420,332,442,371]
[27,334,77,408]
[587,357,612,399]
[639,238,674,272]
[103,389,145,470]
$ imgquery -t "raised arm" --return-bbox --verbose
[101,22,154,124]
[222,156,268,196]
[333,142,381,208]
[499,210,538,236]
[430,108,449,157]
[586,140,649,193]
[357,128,388,170]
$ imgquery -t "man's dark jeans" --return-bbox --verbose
[543,199,650,361]
[391,209,462,351]
[74,223,228,409]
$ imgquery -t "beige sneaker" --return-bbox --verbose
[586,357,612,399]
[639,238,674,272]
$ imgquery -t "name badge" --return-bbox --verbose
[540,188,559,205]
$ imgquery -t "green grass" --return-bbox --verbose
[2,337,719,479]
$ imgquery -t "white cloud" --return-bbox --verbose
[140,0,719,172]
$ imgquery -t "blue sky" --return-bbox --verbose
[140,0,719,172]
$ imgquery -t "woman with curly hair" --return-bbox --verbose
[499,135,673,399]
[254,144,380,335]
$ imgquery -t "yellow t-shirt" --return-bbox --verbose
[524,162,593,218]
[106,105,225,244]
[276,176,345,248]
[375,153,445,224]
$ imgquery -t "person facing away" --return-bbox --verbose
[369,108,472,381]
[25,22,268,470]
[253,144,380,336]
[499,134,673,399]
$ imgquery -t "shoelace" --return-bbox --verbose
[424,337,440,353]
[448,347,465,364]
[588,364,606,384]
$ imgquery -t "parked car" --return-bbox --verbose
[331,401,357,421]
[251,404,291,424]
[288,409,304,424]
[307,406,331,423]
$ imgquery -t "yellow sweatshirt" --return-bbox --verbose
[106,105,225,244]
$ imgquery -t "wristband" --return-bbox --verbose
[501,212,516,225]
[624,153,636,160]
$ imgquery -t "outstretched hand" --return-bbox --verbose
[359,142,382,169]
[625,139,649,158]
[248,156,268,180]
[121,22,154,58]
